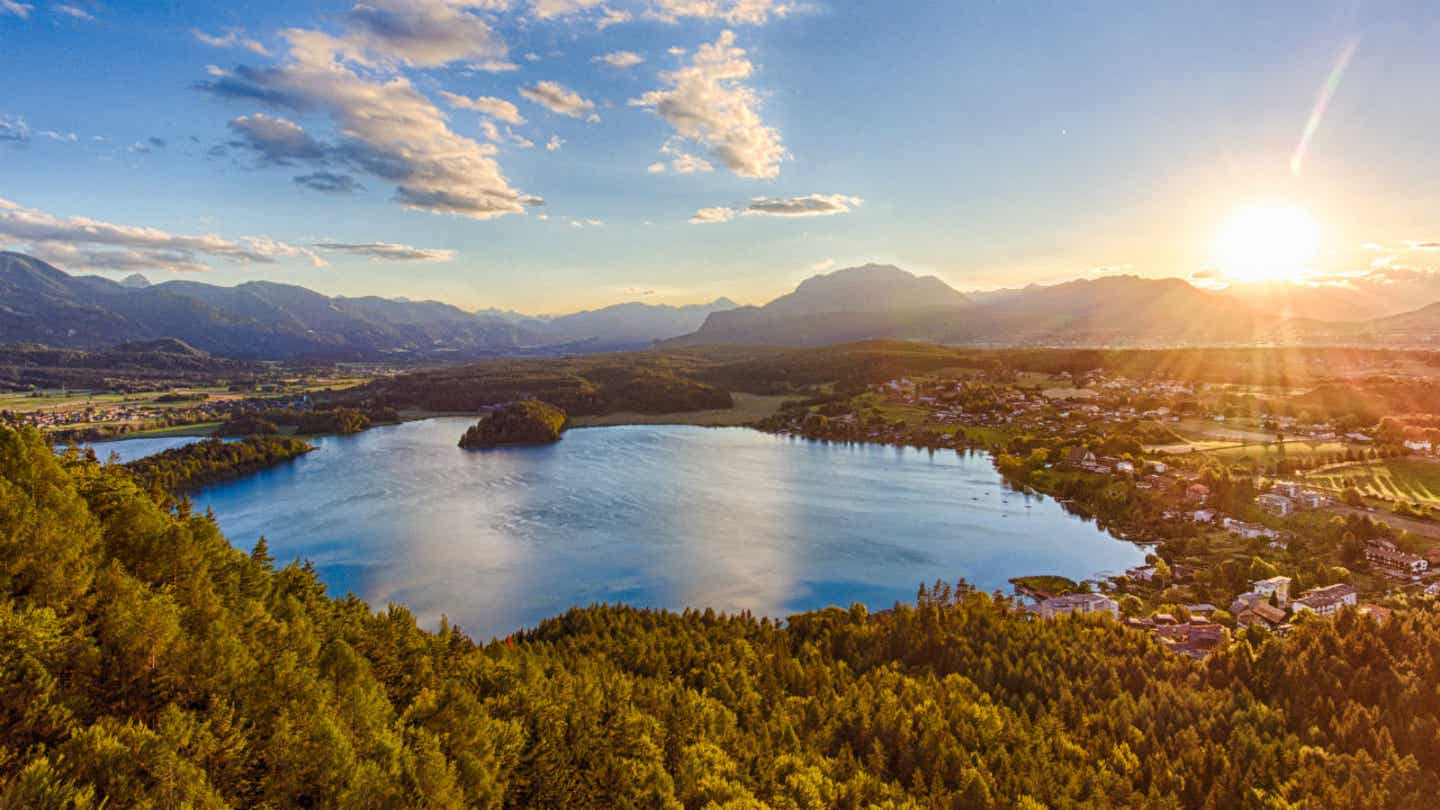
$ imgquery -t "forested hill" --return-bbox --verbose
[2,424,1439,807]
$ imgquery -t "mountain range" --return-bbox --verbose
[0,252,733,359]
[6,250,1440,359]
[668,263,1440,349]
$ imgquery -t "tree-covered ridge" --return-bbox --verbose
[121,435,314,496]
[1,423,1438,807]
[459,401,567,449]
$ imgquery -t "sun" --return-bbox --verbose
[1211,204,1320,283]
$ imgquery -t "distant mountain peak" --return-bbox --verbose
[120,273,151,289]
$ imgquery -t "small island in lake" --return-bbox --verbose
[459,400,568,449]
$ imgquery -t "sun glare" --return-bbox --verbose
[1211,204,1320,283]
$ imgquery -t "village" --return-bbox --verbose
[759,366,1440,658]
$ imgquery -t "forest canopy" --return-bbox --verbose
[2,424,1439,808]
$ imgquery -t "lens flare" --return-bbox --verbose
[1290,41,1357,176]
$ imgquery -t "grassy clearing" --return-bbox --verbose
[1307,458,1440,505]
[1208,441,1350,462]
[568,393,798,428]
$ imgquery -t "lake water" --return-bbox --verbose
[84,434,213,463]
[108,418,1147,639]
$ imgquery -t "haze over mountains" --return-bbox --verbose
[5,250,1440,360]
[0,252,732,359]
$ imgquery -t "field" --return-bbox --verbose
[1307,458,1440,505]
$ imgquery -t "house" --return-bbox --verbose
[1191,509,1217,524]
[1296,491,1329,510]
[1223,518,1280,541]
[1405,439,1432,453]
[1293,583,1359,616]
[1147,461,1168,474]
[1064,447,1097,469]
[1358,604,1393,625]
[1115,459,1135,475]
[1186,483,1211,504]
[1236,602,1286,630]
[1273,482,1304,499]
[1364,538,1429,579]
[1256,493,1294,517]
[1037,593,1119,620]
[1251,576,1292,607]
[1125,565,1157,583]
[1185,603,1218,617]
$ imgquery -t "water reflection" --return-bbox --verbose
[164,419,1147,639]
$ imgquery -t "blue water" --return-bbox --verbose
[117,418,1148,639]
[81,434,214,463]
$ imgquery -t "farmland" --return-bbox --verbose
[1306,458,1440,505]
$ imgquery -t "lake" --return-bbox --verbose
[115,418,1147,639]
[84,434,216,463]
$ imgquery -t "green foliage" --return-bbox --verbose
[2,425,1440,807]
[123,436,313,496]
[459,401,567,448]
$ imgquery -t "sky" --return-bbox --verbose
[1,0,1438,314]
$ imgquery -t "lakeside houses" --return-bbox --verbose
[1365,538,1429,580]
[1036,593,1119,620]
[1127,615,1228,658]
[1251,576,1292,607]
[1125,565,1157,583]
[1293,583,1359,616]
[1222,517,1282,541]
[1256,492,1294,517]
[1272,482,1304,499]
[1235,601,1286,631]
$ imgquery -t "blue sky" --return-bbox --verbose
[2,0,1438,312]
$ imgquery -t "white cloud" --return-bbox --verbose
[196,25,536,219]
[439,91,525,124]
[53,4,93,20]
[646,0,797,25]
[333,0,511,69]
[689,206,736,224]
[745,193,862,216]
[313,241,455,261]
[667,46,687,55]
[630,30,785,178]
[479,119,533,147]
[0,196,324,273]
[545,134,564,151]
[594,50,644,68]
[669,151,713,173]
[192,28,271,56]
[520,80,598,119]
[529,0,603,18]
[227,114,328,163]
[0,0,32,19]
[0,114,30,143]
[596,7,630,28]
[646,162,666,173]
[689,194,862,223]
[40,130,78,142]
